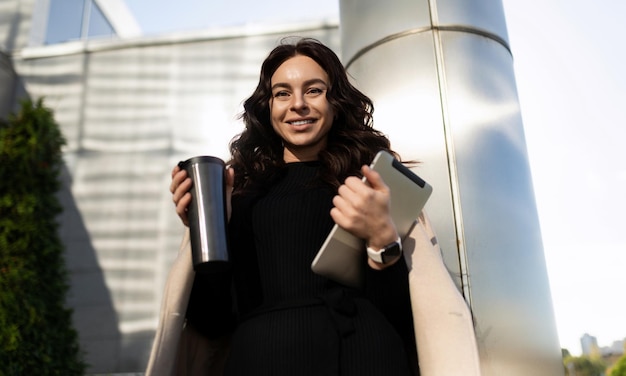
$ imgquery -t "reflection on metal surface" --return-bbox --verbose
[435,0,510,43]
[340,0,563,375]
[344,25,510,69]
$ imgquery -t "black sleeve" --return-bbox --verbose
[185,269,236,339]
[365,257,419,373]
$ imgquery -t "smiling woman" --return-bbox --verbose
[148,38,480,376]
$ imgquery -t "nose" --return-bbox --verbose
[291,92,308,111]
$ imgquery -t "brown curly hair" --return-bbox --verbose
[228,38,397,194]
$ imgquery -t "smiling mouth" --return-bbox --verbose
[289,119,315,126]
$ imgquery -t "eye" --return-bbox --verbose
[306,87,325,96]
[273,90,290,99]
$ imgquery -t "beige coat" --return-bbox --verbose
[146,213,481,376]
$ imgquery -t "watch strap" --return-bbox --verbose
[366,237,402,264]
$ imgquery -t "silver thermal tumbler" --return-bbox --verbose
[178,156,230,273]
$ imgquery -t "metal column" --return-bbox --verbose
[339,1,563,374]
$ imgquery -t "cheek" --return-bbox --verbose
[269,100,286,120]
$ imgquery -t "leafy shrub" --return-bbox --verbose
[0,99,86,375]
[610,354,626,376]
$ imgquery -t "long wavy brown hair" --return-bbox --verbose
[228,38,397,194]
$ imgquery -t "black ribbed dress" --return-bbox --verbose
[187,161,418,376]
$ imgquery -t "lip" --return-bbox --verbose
[285,118,317,132]
[286,118,317,127]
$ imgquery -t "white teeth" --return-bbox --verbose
[290,119,314,126]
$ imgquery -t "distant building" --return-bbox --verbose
[581,333,600,357]
[580,333,625,358]
[603,339,625,357]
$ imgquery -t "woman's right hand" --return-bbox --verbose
[170,164,235,227]
[170,165,193,226]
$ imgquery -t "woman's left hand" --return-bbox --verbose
[331,165,401,269]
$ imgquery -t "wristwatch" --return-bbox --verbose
[366,237,402,264]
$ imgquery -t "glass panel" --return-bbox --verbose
[88,1,116,39]
[45,0,85,44]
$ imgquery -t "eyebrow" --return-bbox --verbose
[271,78,328,91]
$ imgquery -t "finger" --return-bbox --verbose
[331,193,356,218]
[330,203,369,240]
[176,192,191,226]
[330,205,357,231]
[342,175,366,191]
[336,183,368,216]
[336,181,357,200]
[342,174,379,202]
[361,165,389,193]
[172,176,192,206]
[329,206,346,227]
[341,177,372,207]
[332,191,369,234]
[170,168,188,194]
[171,164,181,179]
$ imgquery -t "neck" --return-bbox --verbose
[282,147,320,163]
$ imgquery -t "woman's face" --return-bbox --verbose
[270,55,335,162]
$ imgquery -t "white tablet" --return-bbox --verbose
[311,150,433,287]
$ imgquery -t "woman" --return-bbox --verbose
[147,38,480,376]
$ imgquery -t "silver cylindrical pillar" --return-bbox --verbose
[339,1,562,374]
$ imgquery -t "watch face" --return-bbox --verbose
[382,242,401,264]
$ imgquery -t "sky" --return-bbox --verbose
[501,0,626,355]
[122,0,626,356]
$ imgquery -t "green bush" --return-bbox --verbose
[564,354,606,376]
[0,99,86,375]
[611,354,626,376]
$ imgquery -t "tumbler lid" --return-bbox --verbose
[178,155,225,170]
